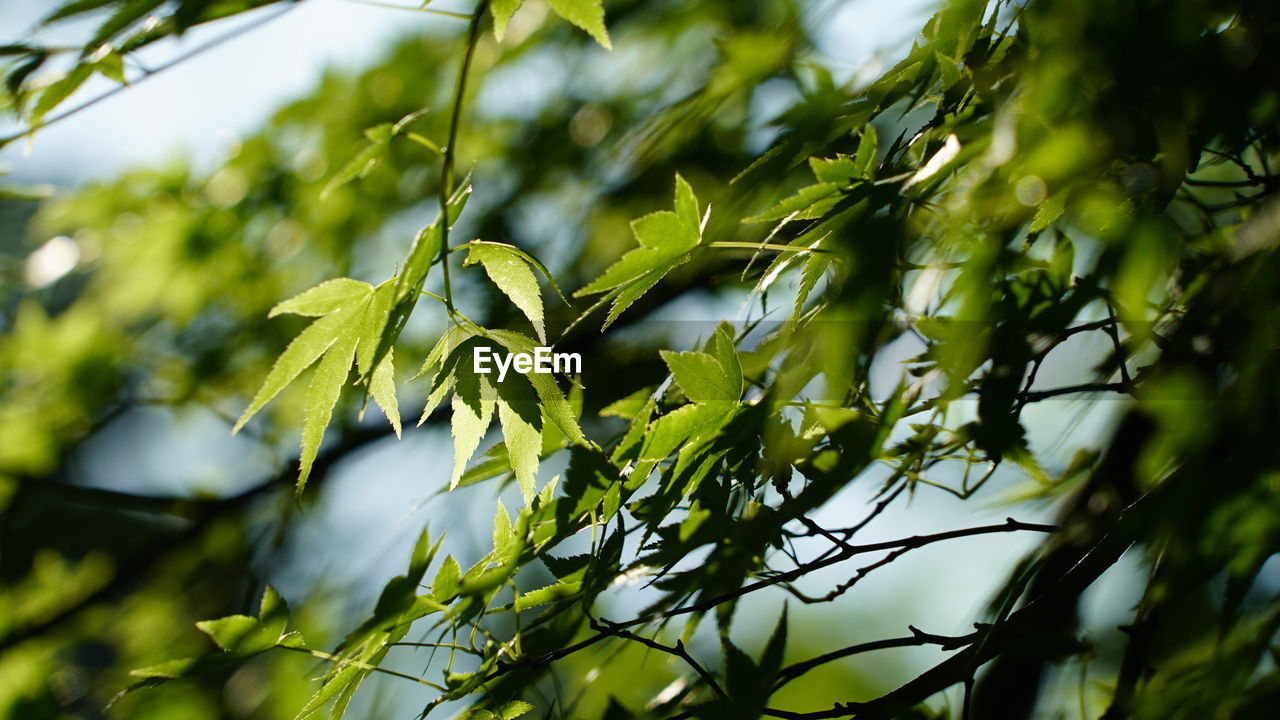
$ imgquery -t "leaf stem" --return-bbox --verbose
[419,290,484,332]
[338,0,475,19]
[708,241,833,254]
[278,645,447,691]
[436,0,489,316]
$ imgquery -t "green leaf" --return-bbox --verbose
[28,63,93,128]
[94,50,127,85]
[408,524,442,584]
[489,330,586,445]
[601,386,654,418]
[466,241,547,342]
[706,324,743,395]
[745,182,841,223]
[424,331,584,492]
[577,174,702,296]
[637,401,734,468]
[673,173,701,229]
[129,653,246,680]
[268,278,370,318]
[514,581,582,611]
[494,374,543,503]
[450,360,497,489]
[239,279,376,431]
[368,350,401,437]
[239,278,401,488]
[321,125,391,199]
[299,336,356,492]
[395,179,472,302]
[85,0,164,49]
[760,607,788,681]
[415,326,474,425]
[661,349,741,404]
[601,266,667,329]
[854,124,879,177]
[196,615,276,654]
[293,664,362,720]
[353,281,396,376]
[432,555,462,601]
[234,314,344,432]
[43,0,116,24]
[498,701,536,720]
[491,0,524,41]
[258,585,290,641]
[493,499,515,553]
[795,249,833,317]
[575,174,704,327]
[577,212,698,295]
[808,155,858,183]
[548,0,611,49]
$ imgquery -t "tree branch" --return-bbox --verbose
[773,626,977,691]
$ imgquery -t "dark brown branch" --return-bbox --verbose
[773,626,976,690]
[1183,176,1278,188]
[784,546,914,605]
[642,519,1055,626]
[760,496,1147,719]
[1021,382,1128,402]
[590,620,729,703]
[478,519,1055,691]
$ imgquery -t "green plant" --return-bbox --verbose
[4,1,1280,718]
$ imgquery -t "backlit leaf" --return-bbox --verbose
[494,373,543,502]
[576,174,704,328]
[491,0,523,41]
[299,336,356,491]
[466,241,547,342]
[196,615,275,654]
[548,0,611,49]
[450,359,497,489]
[268,278,369,318]
[368,349,401,438]
[660,350,739,404]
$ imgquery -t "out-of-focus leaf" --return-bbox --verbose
[548,0,611,49]
[491,0,523,41]
[196,615,274,654]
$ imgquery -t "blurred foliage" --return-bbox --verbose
[3,0,1280,718]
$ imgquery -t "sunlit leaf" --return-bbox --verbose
[466,241,547,342]
[576,174,704,328]
[548,0,611,49]
[491,0,523,41]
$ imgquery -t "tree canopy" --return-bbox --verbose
[3,0,1280,718]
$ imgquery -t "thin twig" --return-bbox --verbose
[1021,382,1128,402]
[591,620,729,702]
[435,0,489,313]
[338,0,474,19]
[279,645,447,691]
[774,626,976,690]
[480,518,1056,691]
